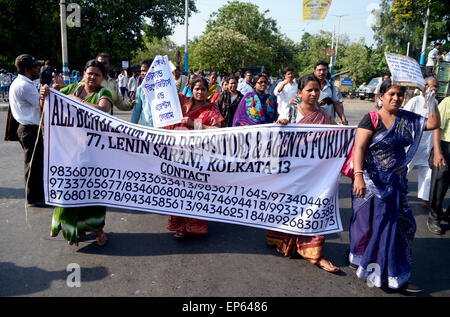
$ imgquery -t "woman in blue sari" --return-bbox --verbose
[350,79,440,292]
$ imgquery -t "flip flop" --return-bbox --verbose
[314,259,340,273]
[174,229,186,238]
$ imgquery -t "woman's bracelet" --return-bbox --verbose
[354,170,364,177]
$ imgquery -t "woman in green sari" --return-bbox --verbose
[40,59,113,246]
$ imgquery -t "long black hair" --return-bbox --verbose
[379,78,406,95]
[84,59,107,77]
[190,76,209,91]
[298,74,321,91]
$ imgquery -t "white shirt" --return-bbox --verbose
[118,73,128,88]
[427,48,439,67]
[274,80,298,119]
[403,95,437,165]
[237,80,253,96]
[9,74,41,125]
[128,76,137,92]
[319,81,339,118]
[444,53,450,62]
[374,79,383,108]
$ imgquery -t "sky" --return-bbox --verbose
[170,0,381,47]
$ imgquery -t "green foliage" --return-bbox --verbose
[132,37,178,67]
[0,0,197,72]
[372,0,449,60]
[192,0,296,75]
[189,26,257,73]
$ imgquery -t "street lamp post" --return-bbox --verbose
[332,14,347,78]
[420,0,431,66]
[59,1,80,85]
[184,0,189,73]
[60,0,70,85]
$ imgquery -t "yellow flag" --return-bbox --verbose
[302,0,333,21]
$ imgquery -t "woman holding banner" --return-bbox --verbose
[232,74,277,126]
[350,79,440,292]
[40,59,113,246]
[165,76,225,238]
[265,74,340,273]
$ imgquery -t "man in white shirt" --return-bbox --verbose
[313,60,348,125]
[374,74,390,109]
[426,43,441,76]
[237,70,254,96]
[404,77,439,204]
[274,66,298,119]
[127,72,137,102]
[9,54,46,207]
[118,69,128,99]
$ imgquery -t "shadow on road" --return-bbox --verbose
[0,187,25,199]
[0,262,109,296]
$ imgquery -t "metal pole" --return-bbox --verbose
[332,15,347,78]
[329,25,335,74]
[407,42,410,57]
[184,0,189,73]
[420,0,431,66]
[60,0,70,84]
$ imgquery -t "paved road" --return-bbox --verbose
[0,98,449,299]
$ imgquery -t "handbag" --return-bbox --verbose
[341,111,379,179]
[4,104,20,141]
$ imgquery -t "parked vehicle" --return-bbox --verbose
[358,77,381,101]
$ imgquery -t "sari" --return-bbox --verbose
[232,91,277,126]
[165,94,225,234]
[266,100,335,262]
[207,83,219,100]
[51,83,112,245]
[349,109,427,289]
[215,91,243,127]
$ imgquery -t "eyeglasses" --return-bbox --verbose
[256,81,268,85]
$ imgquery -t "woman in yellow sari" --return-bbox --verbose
[266,74,340,273]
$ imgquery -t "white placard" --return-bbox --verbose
[385,52,425,91]
[43,89,356,236]
[141,55,183,128]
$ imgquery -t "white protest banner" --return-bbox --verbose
[141,55,183,128]
[385,52,425,91]
[43,89,356,236]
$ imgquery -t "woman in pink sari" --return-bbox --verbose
[266,74,340,273]
[165,77,225,238]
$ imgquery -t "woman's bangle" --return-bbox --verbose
[354,170,364,174]
[354,171,364,177]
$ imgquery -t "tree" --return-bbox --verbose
[339,41,376,86]
[190,26,256,73]
[201,1,296,74]
[132,37,178,67]
[0,0,197,71]
[372,0,449,60]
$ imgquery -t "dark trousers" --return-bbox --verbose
[429,140,450,223]
[17,124,44,204]
[425,66,434,77]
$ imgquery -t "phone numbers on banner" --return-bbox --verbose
[47,165,338,233]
